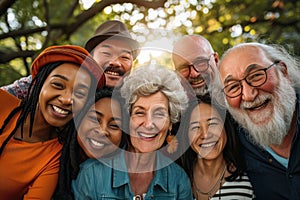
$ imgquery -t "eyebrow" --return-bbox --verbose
[101,44,132,55]
[189,116,222,125]
[91,109,122,121]
[223,63,262,84]
[52,74,69,81]
[51,74,90,90]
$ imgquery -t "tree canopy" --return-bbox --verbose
[0,0,299,86]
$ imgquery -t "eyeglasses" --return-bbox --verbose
[223,61,280,98]
[178,53,214,76]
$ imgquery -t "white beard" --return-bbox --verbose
[227,75,296,147]
[194,85,209,96]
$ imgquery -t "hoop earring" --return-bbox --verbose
[166,131,178,154]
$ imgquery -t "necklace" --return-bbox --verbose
[194,165,227,200]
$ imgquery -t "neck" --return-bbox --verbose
[14,110,57,143]
[195,156,226,177]
[125,147,156,173]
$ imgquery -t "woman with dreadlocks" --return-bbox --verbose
[0,45,105,200]
[53,87,127,199]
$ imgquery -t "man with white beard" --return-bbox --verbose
[217,42,300,199]
[172,35,219,97]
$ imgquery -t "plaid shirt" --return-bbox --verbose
[1,75,32,100]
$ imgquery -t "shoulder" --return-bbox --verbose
[0,89,21,124]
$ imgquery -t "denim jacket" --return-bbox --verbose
[72,151,193,200]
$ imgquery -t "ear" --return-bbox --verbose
[278,61,288,77]
[213,52,219,66]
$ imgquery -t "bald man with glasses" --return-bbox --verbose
[172,35,218,97]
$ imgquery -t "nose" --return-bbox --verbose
[189,65,202,78]
[108,56,122,67]
[199,126,210,139]
[144,113,155,129]
[95,123,109,137]
[241,81,258,101]
[58,91,73,105]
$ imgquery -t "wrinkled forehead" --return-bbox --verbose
[219,46,268,80]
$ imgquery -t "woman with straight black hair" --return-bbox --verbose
[178,95,255,199]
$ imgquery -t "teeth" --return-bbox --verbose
[190,77,204,85]
[90,139,104,147]
[139,132,157,138]
[200,142,217,148]
[106,71,120,76]
[53,105,68,115]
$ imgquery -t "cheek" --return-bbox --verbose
[226,96,242,108]
[110,131,123,146]
[259,79,278,93]
[73,98,88,114]
[123,60,132,72]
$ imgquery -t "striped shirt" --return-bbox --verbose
[212,174,255,199]
[195,174,255,200]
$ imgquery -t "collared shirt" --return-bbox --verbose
[238,94,300,200]
[72,151,193,200]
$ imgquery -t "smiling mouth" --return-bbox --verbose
[104,67,124,77]
[138,132,158,139]
[189,76,205,87]
[199,141,218,148]
[88,138,105,148]
[245,99,270,111]
[52,105,69,115]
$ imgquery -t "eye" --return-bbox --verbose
[225,82,240,94]
[121,55,131,60]
[102,51,111,56]
[109,122,121,130]
[153,111,167,118]
[208,122,219,127]
[88,114,100,123]
[74,89,88,99]
[51,81,64,89]
[189,125,201,133]
[132,110,145,117]
[247,70,265,83]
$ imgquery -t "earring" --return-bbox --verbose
[166,131,178,154]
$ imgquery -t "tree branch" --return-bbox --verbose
[0,0,17,18]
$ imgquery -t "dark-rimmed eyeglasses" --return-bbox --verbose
[223,61,280,98]
[178,53,214,76]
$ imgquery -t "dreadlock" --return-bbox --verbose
[53,87,127,199]
[0,62,62,156]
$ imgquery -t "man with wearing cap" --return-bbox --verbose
[0,45,105,199]
[172,34,218,97]
[1,20,139,97]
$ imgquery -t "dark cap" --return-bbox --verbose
[31,45,105,89]
[85,20,140,59]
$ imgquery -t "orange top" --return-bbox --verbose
[0,89,63,199]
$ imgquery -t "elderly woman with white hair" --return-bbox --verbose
[73,64,193,200]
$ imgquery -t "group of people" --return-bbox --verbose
[0,19,299,200]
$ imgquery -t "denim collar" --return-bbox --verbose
[112,150,170,192]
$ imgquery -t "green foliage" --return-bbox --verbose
[0,0,299,86]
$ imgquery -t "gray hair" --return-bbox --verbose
[213,42,300,106]
[222,42,300,88]
[120,64,189,123]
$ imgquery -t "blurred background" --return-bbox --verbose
[0,0,299,86]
